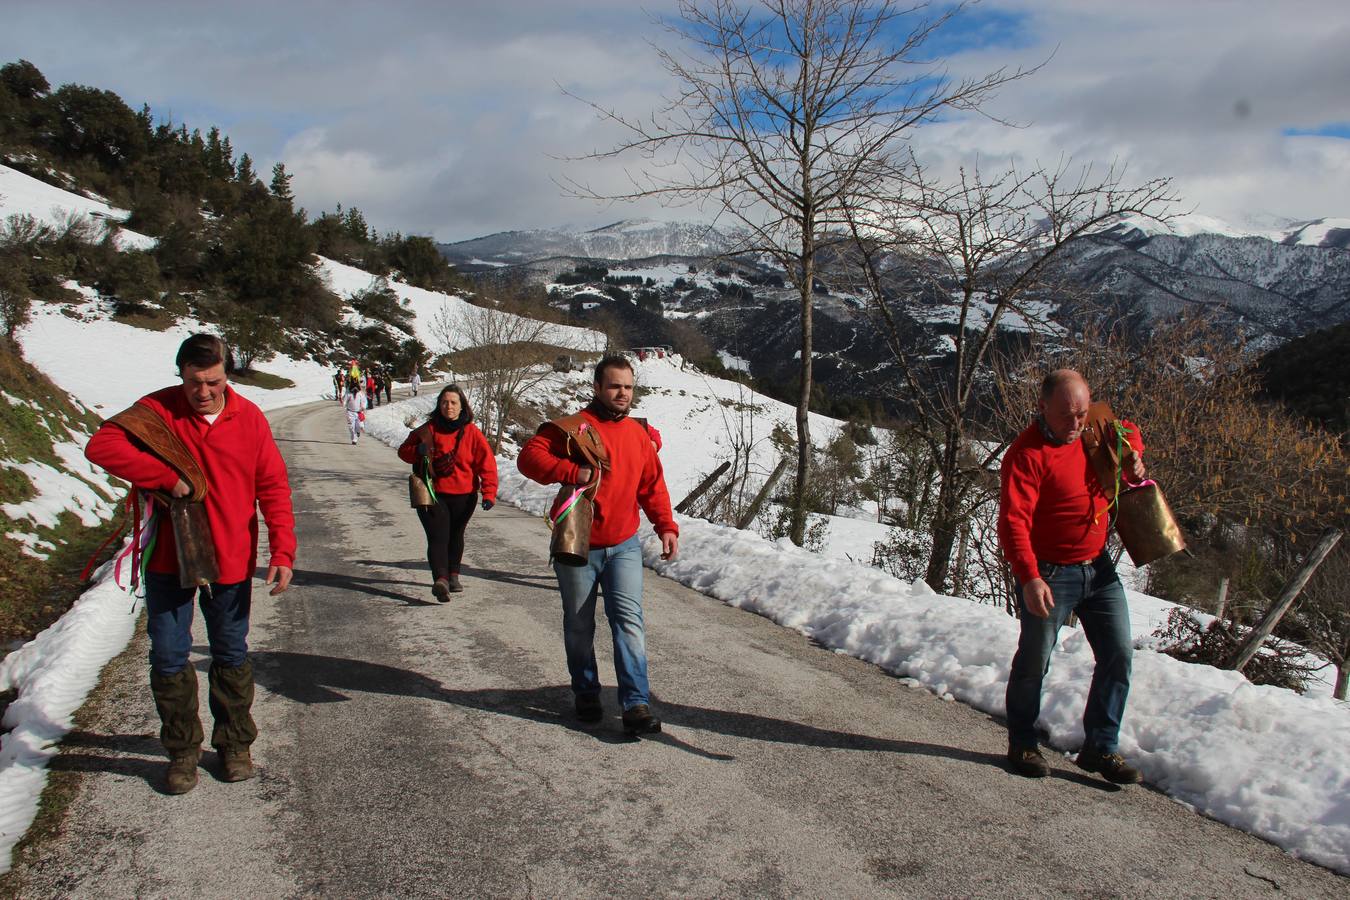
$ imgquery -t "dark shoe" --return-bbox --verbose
[1008,745,1050,778]
[574,693,603,723]
[621,704,662,736]
[220,748,255,782]
[165,748,200,795]
[432,578,451,602]
[1076,747,1142,784]
[446,573,463,593]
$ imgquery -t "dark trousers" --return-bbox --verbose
[1006,553,1133,753]
[416,491,477,578]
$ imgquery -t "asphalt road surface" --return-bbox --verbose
[6,399,1346,898]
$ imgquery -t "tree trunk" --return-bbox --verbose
[923,436,963,592]
[790,231,815,547]
[1335,662,1348,702]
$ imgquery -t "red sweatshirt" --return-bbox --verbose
[517,410,678,548]
[998,419,1144,583]
[397,421,498,502]
[85,385,296,583]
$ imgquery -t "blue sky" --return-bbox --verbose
[3,1,1348,240]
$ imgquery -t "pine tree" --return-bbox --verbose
[236,152,255,185]
[270,162,294,203]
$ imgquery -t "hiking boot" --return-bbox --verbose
[432,578,451,602]
[220,748,255,782]
[575,692,603,723]
[1007,745,1050,778]
[1076,747,1142,784]
[446,573,463,593]
[165,748,201,794]
[621,704,662,736]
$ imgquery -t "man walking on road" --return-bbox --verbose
[517,355,678,735]
[998,368,1145,784]
[343,379,367,445]
[85,334,296,794]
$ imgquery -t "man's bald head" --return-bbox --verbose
[1038,368,1091,444]
[1040,368,1089,402]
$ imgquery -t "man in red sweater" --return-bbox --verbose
[85,334,295,794]
[999,369,1145,784]
[517,355,678,735]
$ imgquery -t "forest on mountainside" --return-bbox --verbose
[0,58,466,372]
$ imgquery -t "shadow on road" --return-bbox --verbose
[244,650,1003,769]
[269,566,434,606]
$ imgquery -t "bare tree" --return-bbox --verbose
[430,298,557,452]
[567,0,1030,545]
[843,159,1176,591]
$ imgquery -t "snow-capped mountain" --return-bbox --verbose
[439,218,743,269]
[1099,212,1350,250]
[444,212,1349,409]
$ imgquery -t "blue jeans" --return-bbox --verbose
[145,572,252,675]
[1005,553,1133,753]
[553,535,649,710]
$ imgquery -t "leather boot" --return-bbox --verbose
[209,660,259,782]
[149,667,204,794]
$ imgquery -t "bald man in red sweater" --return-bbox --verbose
[999,369,1146,784]
[518,355,678,736]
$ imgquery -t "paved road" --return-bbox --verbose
[6,400,1346,898]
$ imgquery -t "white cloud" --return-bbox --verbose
[2,0,1347,239]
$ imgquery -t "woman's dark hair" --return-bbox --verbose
[432,383,473,426]
[176,333,232,373]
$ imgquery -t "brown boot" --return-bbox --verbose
[220,748,255,782]
[150,667,204,794]
[209,660,258,781]
[166,748,201,794]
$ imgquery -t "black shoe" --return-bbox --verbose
[446,574,463,593]
[432,578,451,602]
[1076,747,1142,784]
[574,693,603,723]
[621,704,661,735]
[1007,745,1050,778]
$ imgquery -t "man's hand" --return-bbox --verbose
[1124,450,1146,484]
[481,499,494,511]
[1022,577,1054,618]
[659,532,678,561]
[266,565,293,596]
[576,466,593,485]
[171,479,192,498]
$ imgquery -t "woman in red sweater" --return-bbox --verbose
[397,384,498,600]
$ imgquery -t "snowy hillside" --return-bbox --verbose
[439,218,743,268]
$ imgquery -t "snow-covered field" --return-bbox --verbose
[0,168,1347,877]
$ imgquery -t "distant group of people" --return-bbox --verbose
[83,331,1146,795]
[335,361,426,445]
[333,361,404,408]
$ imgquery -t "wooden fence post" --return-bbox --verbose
[735,457,790,530]
[1227,527,1343,673]
[675,461,731,515]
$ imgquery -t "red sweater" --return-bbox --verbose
[85,386,296,583]
[397,421,498,502]
[998,419,1144,583]
[517,410,678,548]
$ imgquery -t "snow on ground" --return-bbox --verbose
[319,257,604,357]
[0,163,155,251]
